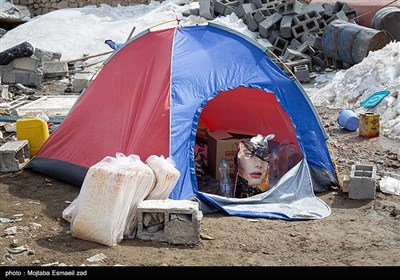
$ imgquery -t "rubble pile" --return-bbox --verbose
[185,0,362,81]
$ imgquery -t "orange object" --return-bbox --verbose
[359,113,380,138]
[16,118,49,157]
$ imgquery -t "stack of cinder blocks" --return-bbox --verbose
[187,0,359,81]
[137,199,203,245]
[0,140,30,172]
[348,163,377,200]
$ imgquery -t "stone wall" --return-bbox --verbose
[13,0,151,16]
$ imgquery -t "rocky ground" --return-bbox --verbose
[0,78,399,270]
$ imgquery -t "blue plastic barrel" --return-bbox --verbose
[322,20,392,65]
[338,109,359,131]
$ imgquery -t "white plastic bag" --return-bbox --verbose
[380,176,400,195]
[70,153,155,246]
[145,155,181,200]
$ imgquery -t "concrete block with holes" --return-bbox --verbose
[349,164,377,200]
[293,64,310,82]
[0,140,30,172]
[137,199,203,245]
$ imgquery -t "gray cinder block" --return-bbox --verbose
[137,200,203,245]
[0,140,30,172]
[293,64,310,82]
[12,57,39,72]
[42,61,69,78]
[199,0,215,20]
[349,164,377,200]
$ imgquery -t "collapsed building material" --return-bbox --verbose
[0,42,34,66]
[0,140,30,172]
[192,0,392,77]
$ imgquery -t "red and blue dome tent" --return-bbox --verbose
[29,22,339,220]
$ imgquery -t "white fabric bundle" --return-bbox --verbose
[70,153,155,246]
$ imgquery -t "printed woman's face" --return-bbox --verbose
[237,142,269,187]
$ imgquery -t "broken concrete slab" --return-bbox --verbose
[15,95,78,117]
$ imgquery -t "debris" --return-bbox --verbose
[10,239,19,247]
[42,262,60,267]
[0,42,34,66]
[6,244,29,255]
[29,222,42,231]
[15,83,34,94]
[0,217,12,224]
[4,226,18,235]
[28,201,41,205]
[86,253,107,263]
[200,232,214,240]
[380,176,400,195]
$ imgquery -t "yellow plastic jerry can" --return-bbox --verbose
[16,118,49,158]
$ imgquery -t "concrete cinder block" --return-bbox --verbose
[301,33,322,50]
[214,0,227,15]
[284,58,312,74]
[1,70,16,84]
[224,5,237,15]
[280,15,293,38]
[273,37,289,57]
[259,12,282,38]
[251,0,263,9]
[12,57,39,71]
[276,0,305,15]
[244,11,259,31]
[34,48,61,63]
[42,61,69,78]
[254,8,271,24]
[288,38,302,50]
[235,3,256,18]
[303,3,325,14]
[293,64,310,82]
[214,0,239,15]
[322,3,334,17]
[0,140,30,172]
[72,73,90,93]
[199,0,215,20]
[15,71,30,85]
[137,199,203,245]
[28,72,43,87]
[349,164,377,200]
[282,48,310,62]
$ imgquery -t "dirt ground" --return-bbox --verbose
[0,80,399,269]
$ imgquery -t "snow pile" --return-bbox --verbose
[308,41,400,140]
